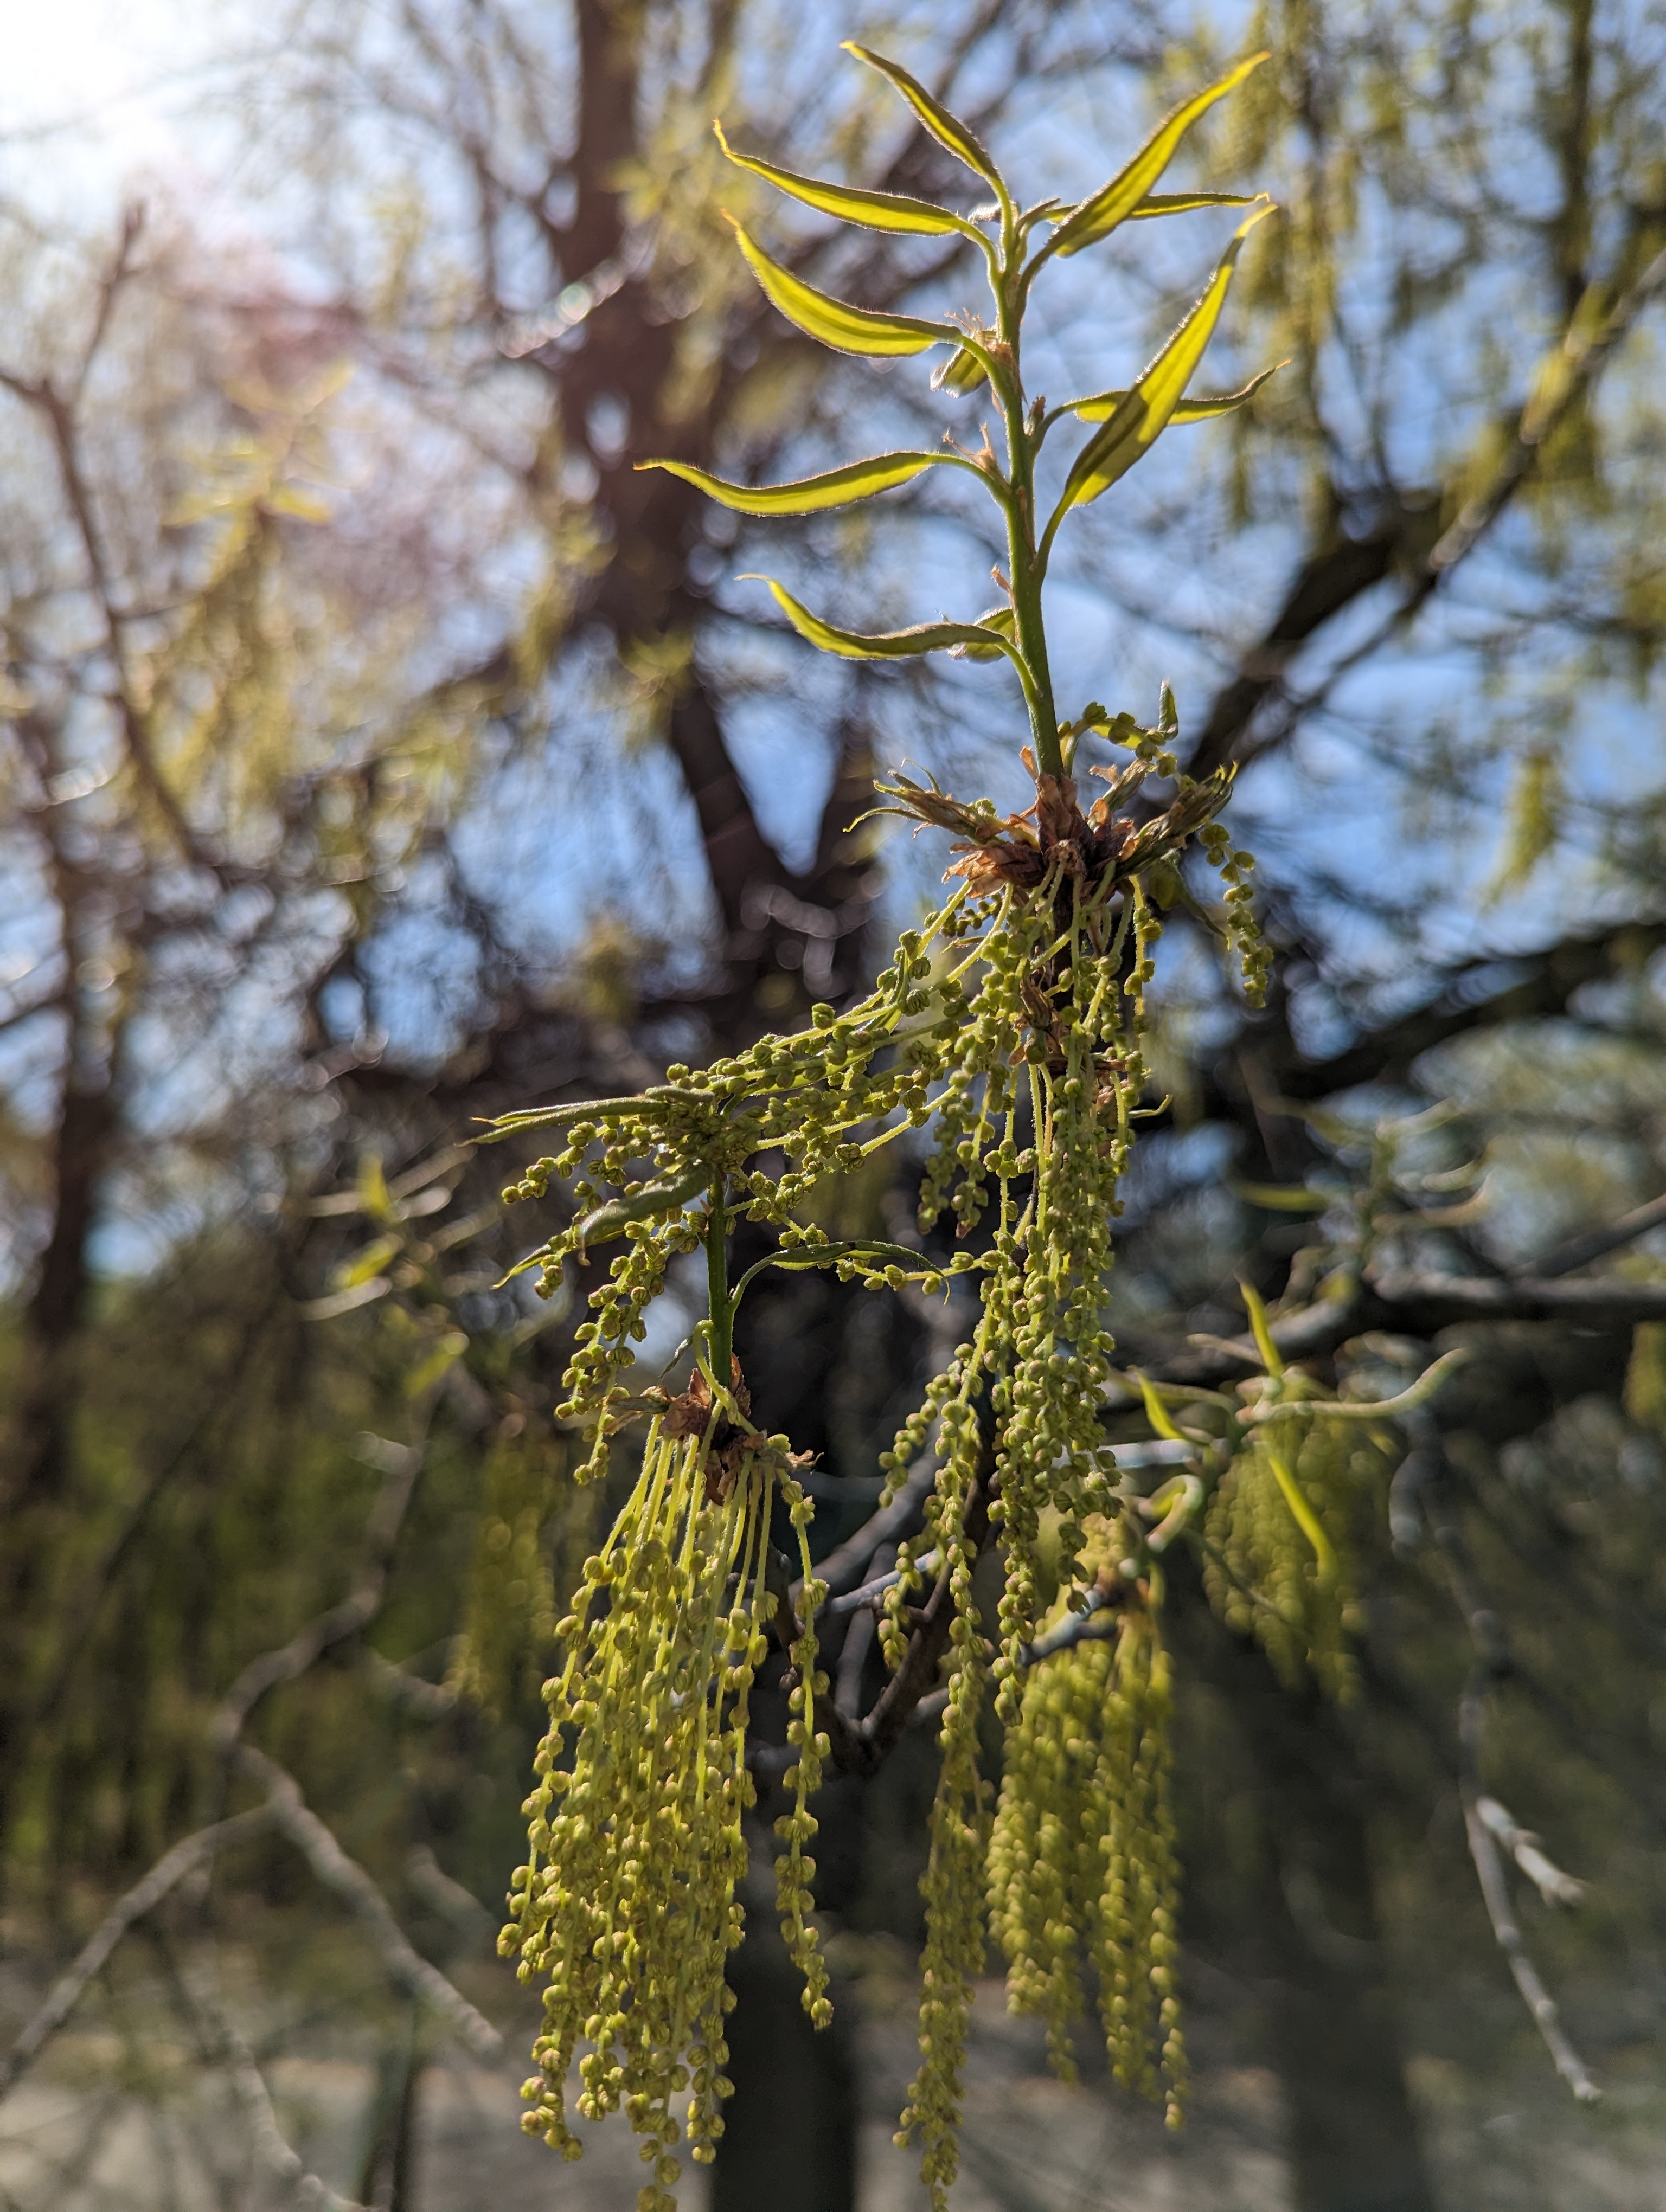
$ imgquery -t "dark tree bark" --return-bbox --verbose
[1170,1553,1437,2212]
[712,1917,859,2212]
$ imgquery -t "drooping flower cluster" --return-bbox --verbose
[1203,1384,1386,1703]
[482,35,1307,2208]
[505,1406,825,2198]
[492,723,1268,2200]
[987,1551,1184,2121]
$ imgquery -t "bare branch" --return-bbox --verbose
[364,1645,460,1718]
[174,1947,373,2212]
[1018,1585,1120,1667]
[71,203,145,403]
[1426,242,1666,581]
[1187,234,1666,784]
[1475,1797,1587,1909]
[1461,1712,1601,2102]
[1418,1427,1602,2102]
[0,1805,274,2095]
[406,1844,492,1937]
[232,1742,502,2060]
[1531,1192,1666,1279]
[1367,1267,1666,1327]
[808,1452,939,1600]
[211,1435,422,1750]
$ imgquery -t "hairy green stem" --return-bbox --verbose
[706,1182,733,1383]
[993,241,1060,777]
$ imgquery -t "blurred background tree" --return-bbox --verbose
[2,2,1665,2209]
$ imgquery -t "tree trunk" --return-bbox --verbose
[712,1911,857,2212]
[1170,1559,1437,2212]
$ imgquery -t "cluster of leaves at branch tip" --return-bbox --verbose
[479,42,1375,2208]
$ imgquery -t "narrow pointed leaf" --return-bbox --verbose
[1056,204,1275,515]
[727,217,950,357]
[842,42,1008,202]
[1048,52,1269,259]
[1267,1450,1338,1584]
[639,450,947,515]
[751,576,1017,663]
[1127,189,1261,220]
[1069,361,1281,424]
[932,344,988,395]
[714,121,982,239]
[951,605,1015,660]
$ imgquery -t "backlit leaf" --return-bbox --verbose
[1069,361,1281,423]
[714,121,981,240]
[639,450,947,515]
[951,605,1016,660]
[1048,53,1268,259]
[932,343,989,395]
[1127,189,1261,220]
[750,576,1018,663]
[727,217,951,358]
[1053,204,1275,518]
[842,42,1008,203]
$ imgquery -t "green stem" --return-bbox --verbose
[993,251,1060,779]
[706,1181,733,1384]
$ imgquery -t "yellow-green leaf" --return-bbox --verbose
[264,483,332,523]
[1054,203,1275,518]
[1240,1278,1285,1378]
[1127,189,1261,220]
[1230,1179,1331,1212]
[1266,1448,1338,1586]
[335,1234,402,1289]
[1070,361,1281,423]
[727,217,951,358]
[752,576,1017,664]
[1048,53,1269,259]
[933,345,989,396]
[357,1152,394,1225]
[1134,1368,1187,1444]
[406,1330,469,1399]
[637,449,945,515]
[714,121,981,240]
[842,42,1008,203]
[951,605,1015,660]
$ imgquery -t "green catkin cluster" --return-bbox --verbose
[496,902,986,1486]
[503,1416,823,2195]
[485,39,1297,2204]
[495,745,1256,2205]
[448,1427,567,1716]
[988,1583,1184,2125]
[1203,1401,1370,1702]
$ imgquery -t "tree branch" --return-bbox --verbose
[229,1742,501,2060]
[1531,1192,1666,1280]
[1417,1424,1602,2102]
[171,1944,373,2212]
[0,1806,274,2095]
[210,1433,422,1750]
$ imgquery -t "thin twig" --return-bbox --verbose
[1420,1427,1601,2102]
[231,1744,501,2060]
[364,1647,459,1718]
[809,1452,939,1600]
[1017,1585,1122,1667]
[173,1944,373,2212]
[211,1435,422,1750]
[1460,1687,1600,2102]
[1531,1191,1666,1280]
[1475,1797,1587,1909]
[0,1806,273,2095]
[825,1547,939,1618]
